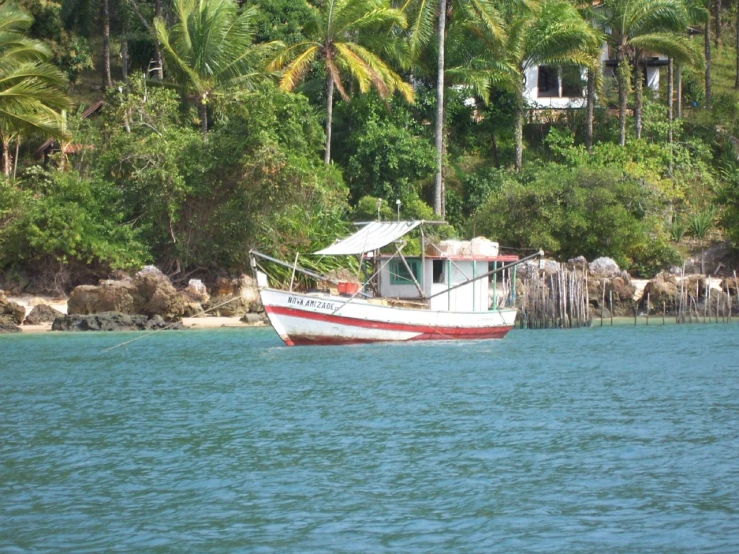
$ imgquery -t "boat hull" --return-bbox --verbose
[260,288,516,346]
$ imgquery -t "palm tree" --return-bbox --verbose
[400,0,505,215]
[271,0,413,165]
[452,0,599,171]
[155,0,276,140]
[601,0,700,145]
[0,4,71,176]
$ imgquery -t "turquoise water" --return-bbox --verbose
[1,325,738,552]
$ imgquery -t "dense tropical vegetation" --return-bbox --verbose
[1,0,739,292]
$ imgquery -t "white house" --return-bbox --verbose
[523,41,665,109]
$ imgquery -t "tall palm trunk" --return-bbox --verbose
[735,3,739,89]
[513,94,523,171]
[617,41,628,146]
[1,138,11,177]
[121,38,128,83]
[102,0,112,89]
[200,98,208,141]
[705,23,712,107]
[433,0,447,216]
[667,57,674,142]
[677,63,683,117]
[634,51,643,139]
[324,73,334,164]
[155,0,164,79]
[714,0,721,49]
[586,68,595,151]
[667,57,674,176]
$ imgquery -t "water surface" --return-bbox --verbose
[1,325,738,552]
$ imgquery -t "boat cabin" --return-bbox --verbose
[314,220,519,313]
[376,245,519,312]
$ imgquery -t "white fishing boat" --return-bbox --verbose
[250,221,542,346]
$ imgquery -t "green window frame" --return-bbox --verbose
[389,258,421,285]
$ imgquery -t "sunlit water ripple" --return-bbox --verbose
[1,324,738,552]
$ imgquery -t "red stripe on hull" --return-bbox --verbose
[265,305,513,345]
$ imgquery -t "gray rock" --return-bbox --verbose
[240,313,267,324]
[52,312,186,332]
[0,294,25,325]
[24,304,63,325]
[0,318,21,333]
[589,257,621,277]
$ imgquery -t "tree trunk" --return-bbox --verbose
[714,0,721,49]
[13,138,19,180]
[677,64,683,118]
[121,39,128,83]
[617,42,628,146]
[667,57,674,141]
[324,73,334,164]
[102,0,112,89]
[491,128,499,168]
[514,94,523,171]
[586,68,595,151]
[735,2,739,89]
[667,57,674,176]
[705,23,712,108]
[2,139,11,177]
[200,98,208,141]
[634,50,643,139]
[155,0,164,79]
[433,0,447,216]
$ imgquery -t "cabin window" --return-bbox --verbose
[389,259,421,285]
[433,260,445,283]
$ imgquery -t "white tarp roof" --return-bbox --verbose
[315,220,422,256]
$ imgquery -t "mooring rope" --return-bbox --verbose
[101,295,244,353]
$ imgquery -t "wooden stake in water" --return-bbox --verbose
[663,300,666,325]
[646,293,650,326]
[609,289,613,327]
[601,281,605,327]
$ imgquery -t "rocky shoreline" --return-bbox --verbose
[2,257,737,334]
[0,265,267,334]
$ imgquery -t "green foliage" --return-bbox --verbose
[0,169,147,270]
[343,117,435,202]
[20,0,94,82]
[688,205,715,239]
[88,81,350,272]
[473,166,654,268]
[629,234,683,278]
[670,216,687,242]
[252,0,311,44]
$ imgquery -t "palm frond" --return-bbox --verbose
[277,45,319,91]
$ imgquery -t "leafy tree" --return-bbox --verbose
[473,165,657,269]
[155,0,277,139]
[270,0,413,164]
[0,167,148,275]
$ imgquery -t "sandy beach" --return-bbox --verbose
[7,295,265,333]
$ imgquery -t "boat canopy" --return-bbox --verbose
[314,221,422,256]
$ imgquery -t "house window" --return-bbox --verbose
[538,65,559,97]
[390,258,421,285]
[561,65,585,97]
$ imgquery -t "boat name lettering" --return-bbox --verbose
[287,296,336,311]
